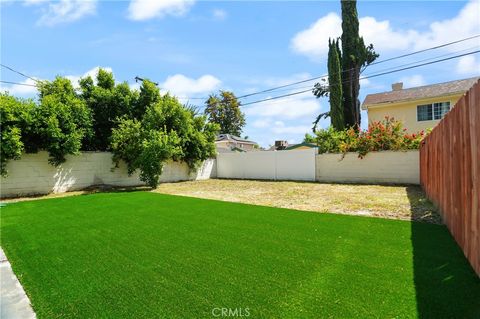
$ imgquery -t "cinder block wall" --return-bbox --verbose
[0,152,216,198]
[315,150,419,184]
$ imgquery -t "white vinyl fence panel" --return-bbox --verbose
[216,149,316,181]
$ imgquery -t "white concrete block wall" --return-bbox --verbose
[315,150,419,184]
[0,152,216,198]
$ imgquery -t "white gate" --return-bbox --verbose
[216,148,316,181]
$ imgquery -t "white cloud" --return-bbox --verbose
[399,75,426,88]
[291,13,419,61]
[291,0,480,61]
[65,66,113,89]
[359,78,370,87]
[37,0,97,26]
[456,55,480,75]
[0,78,39,96]
[271,122,312,135]
[291,13,341,61]
[245,73,318,89]
[128,0,195,21]
[212,8,227,20]
[23,0,49,5]
[244,73,321,120]
[359,17,418,52]
[413,0,480,50]
[252,119,271,128]
[129,82,141,91]
[244,94,320,120]
[160,74,221,97]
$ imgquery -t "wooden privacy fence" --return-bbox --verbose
[420,80,480,276]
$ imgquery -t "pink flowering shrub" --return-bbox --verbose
[315,116,427,158]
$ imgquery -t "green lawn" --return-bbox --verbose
[1,192,479,318]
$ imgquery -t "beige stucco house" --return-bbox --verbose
[362,77,479,133]
[215,134,258,152]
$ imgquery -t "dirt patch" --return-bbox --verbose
[155,179,440,223]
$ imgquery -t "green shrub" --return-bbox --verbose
[80,70,138,151]
[111,94,218,188]
[111,119,144,175]
[137,131,180,188]
[0,93,37,176]
[315,127,349,154]
[1,72,217,181]
[37,78,93,166]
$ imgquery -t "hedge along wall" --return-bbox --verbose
[0,152,216,198]
[315,150,420,185]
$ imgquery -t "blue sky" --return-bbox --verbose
[1,0,479,147]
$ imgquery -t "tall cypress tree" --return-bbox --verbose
[328,38,344,130]
[313,0,378,130]
[341,0,378,128]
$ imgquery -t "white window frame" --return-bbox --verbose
[417,101,450,122]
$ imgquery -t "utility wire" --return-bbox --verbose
[236,34,480,99]
[241,49,480,106]
[375,34,480,65]
[252,45,478,97]
[0,80,37,87]
[3,35,479,101]
[0,64,39,82]
[3,45,474,94]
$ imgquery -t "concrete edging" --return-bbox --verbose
[0,247,36,319]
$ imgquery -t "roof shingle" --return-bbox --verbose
[362,77,479,108]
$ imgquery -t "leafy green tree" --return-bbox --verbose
[303,133,316,144]
[134,79,160,120]
[204,91,245,136]
[0,94,37,176]
[79,69,138,150]
[110,119,144,175]
[137,130,180,188]
[37,77,93,165]
[111,94,218,188]
[97,68,115,90]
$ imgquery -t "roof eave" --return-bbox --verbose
[362,91,467,110]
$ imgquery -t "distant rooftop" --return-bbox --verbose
[362,77,479,109]
[216,134,257,144]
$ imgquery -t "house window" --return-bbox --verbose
[417,104,433,121]
[417,102,450,121]
[433,102,450,120]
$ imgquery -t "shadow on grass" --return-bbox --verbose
[1,185,151,203]
[407,186,480,319]
[80,184,151,195]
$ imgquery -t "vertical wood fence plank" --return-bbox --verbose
[420,80,480,276]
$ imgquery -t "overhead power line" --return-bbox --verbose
[228,45,476,100]
[0,80,37,87]
[236,34,480,99]
[241,49,480,106]
[0,64,39,82]
[2,35,479,102]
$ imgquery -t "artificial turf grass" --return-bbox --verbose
[0,192,478,318]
